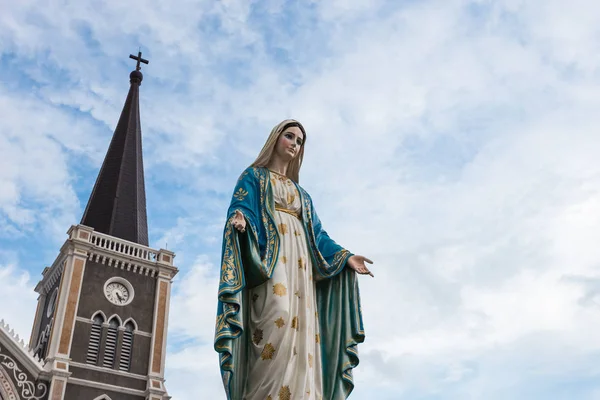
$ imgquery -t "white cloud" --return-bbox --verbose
[0,264,38,343]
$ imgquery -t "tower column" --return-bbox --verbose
[48,375,68,400]
[28,292,46,349]
[47,227,92,364]
[146,249,176,399]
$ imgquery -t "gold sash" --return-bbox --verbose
[275,206,301,220]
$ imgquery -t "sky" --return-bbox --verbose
[1,0,600,398]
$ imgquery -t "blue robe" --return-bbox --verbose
[214,167,365,399]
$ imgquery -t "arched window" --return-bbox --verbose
[92,395,113,400]
[102,317,120,368]
[86,314,104,365]
[119,321,135,371]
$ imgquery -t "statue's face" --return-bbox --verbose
[274,126,304,162]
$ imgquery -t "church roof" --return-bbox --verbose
[80,54,150,246]
[0,319,45,378]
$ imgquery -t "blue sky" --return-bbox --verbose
[2,0,600,399]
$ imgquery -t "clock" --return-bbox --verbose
[46,288,58,318]
[103,278,135,306]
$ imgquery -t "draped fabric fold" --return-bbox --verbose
[215,167,365,400]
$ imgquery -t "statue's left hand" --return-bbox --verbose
[347,255,374,277]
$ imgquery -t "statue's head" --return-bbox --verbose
[250,119,306,183]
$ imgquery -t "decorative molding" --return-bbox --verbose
[74,226,177,279]
[105,315,123,327]
[68,376,146,396]
[133,330,152,338]
[88,251,159,277]
[74,318,152,337]
[36,256,66,296]
[86,229,165,277]
[36,224,178,297]
[0,320,44,377]
[92,395,113,400]
[31,322,52,360]
[36,226,178,301]
[43,260,64,295]
[90,311,107,322]
[90,231,158,263]
[70,361,147,381]
[0,347,48,399]
[0,364,20,400]
[122,318,138,331]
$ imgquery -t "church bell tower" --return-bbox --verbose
[27,52,178,400]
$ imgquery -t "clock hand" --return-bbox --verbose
[116,292,123,301]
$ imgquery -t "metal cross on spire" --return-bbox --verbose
[129,51,149,71]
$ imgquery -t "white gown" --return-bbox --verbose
[243,171,323,400]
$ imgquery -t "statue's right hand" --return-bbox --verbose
[230,210,246,233]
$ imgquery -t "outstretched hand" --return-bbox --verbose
[347,255,374,277]
[230,210,246,232]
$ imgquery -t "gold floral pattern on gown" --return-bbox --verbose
[298,257,306,270]
[278,386,291,400]
[274,317,285,328]
[243,171,323,400]
[233,187,248,201]
[273,283,287,297]
[261,343,276,360]
[278,223,288,234]
[253,329,263,345]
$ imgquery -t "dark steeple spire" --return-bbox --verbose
[80,52,150,246]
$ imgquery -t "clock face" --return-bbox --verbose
[46,289,58,318]
[105,282,130,305]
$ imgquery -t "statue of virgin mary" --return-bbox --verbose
[214,119,373,400]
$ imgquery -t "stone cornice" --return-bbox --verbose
[68,376,146,396]
[69,361,148,381]
[70,225,178,279]
[34,225,179,296]
[34,254,66,296]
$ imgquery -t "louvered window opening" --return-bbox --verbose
[86,315,104,365]
[119,322,135,371]
[103,318,120,368]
